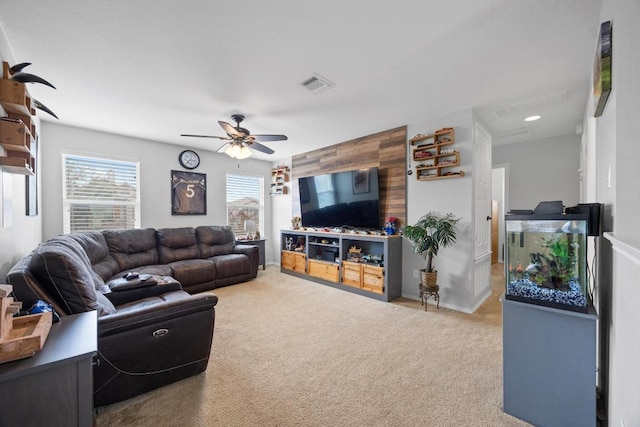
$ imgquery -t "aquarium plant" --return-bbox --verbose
[542,233,579,287]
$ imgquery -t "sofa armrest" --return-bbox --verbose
[233,244,259,278]
[103,280,183,306]
[94,290,217,407]
[98,291,217,336]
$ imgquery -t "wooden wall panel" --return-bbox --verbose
[292,126,406,229]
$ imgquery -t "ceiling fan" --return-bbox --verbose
[180,114,287,159]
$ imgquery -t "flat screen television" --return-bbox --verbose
[298,167,381,229]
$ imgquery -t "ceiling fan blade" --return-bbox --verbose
[218,121,244,138]
[251,134,288,142]
[249,141,275,155]
[180,134,229,140]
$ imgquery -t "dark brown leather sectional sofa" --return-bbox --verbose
[7,225,259,407]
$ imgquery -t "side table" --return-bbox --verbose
[419,283,440,311]
[237,238,266,270]
[0,311,97,426]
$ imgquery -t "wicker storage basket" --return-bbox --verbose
[420,270,438,286]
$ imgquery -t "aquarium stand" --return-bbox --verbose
[502,296,597,427]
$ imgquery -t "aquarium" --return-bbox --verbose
[505,214,589,312]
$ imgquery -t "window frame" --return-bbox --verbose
[61,151,141,234]
[225,171,264,238]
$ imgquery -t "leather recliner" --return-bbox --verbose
[7,234,218,407]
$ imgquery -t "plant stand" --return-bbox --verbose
[419,283,439,311]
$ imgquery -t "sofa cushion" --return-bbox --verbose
[209,253,250,278]
[156,227,200,263]
[196,225,236,257]
[28,237,116,316]
[69,232,120,282]
[168,259,216,286]
[108,264,174,283]
[103,228,160,271]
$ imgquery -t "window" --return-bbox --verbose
[313,174,335,208]
[62,153,140,233]
[226,172,264,237]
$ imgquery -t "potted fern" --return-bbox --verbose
[403,211,461,286]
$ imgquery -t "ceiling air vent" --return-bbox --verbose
[301,73,335,94]
[492,91,569,119]
[494,126,531,140]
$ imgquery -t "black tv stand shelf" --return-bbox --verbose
[280,229,402,302]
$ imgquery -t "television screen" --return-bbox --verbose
[298,167,380,229]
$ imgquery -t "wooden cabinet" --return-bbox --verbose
[280,230,401,302]
[281,250,306,273]
[410,127,464,181]
[341,260,362,288]
[362,264,384,294]
[270,166,289,195]
[308,259,340,283]
[340,261,384,294]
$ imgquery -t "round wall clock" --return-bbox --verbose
[179,149,200,169]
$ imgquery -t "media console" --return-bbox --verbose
[280,229,402,302]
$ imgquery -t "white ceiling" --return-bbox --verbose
[0,0,603,161]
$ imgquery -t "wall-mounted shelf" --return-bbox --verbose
[7,112,36,139]
[0,156,34,175]
[0,120,35,175]
[0,79,33,116]
[0,62,38,175]
[410,127,464,181]
[270,166,290,195]
[0,118,33,153]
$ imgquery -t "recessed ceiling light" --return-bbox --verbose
[524,115,541,122]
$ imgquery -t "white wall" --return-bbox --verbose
[403,109,477,312]
[39,122,273,240]
[492,134,581,212]
[270,158,293,266]
[0,27,43,279]
[590,1,640,426]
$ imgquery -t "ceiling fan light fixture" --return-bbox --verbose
[225,144,252,159]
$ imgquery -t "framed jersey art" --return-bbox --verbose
[171,170,207,215]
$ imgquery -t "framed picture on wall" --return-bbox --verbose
[171,170,207,215]
[352,169,370,194]
[593,20,612,117]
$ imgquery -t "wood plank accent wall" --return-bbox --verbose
[292,126,407,228]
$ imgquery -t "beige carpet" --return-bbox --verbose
[95,264,530,427]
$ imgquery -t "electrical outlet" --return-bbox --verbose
[412,269,419,279]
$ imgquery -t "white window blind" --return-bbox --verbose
[226,172,263,237]
[63,153,140,233]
